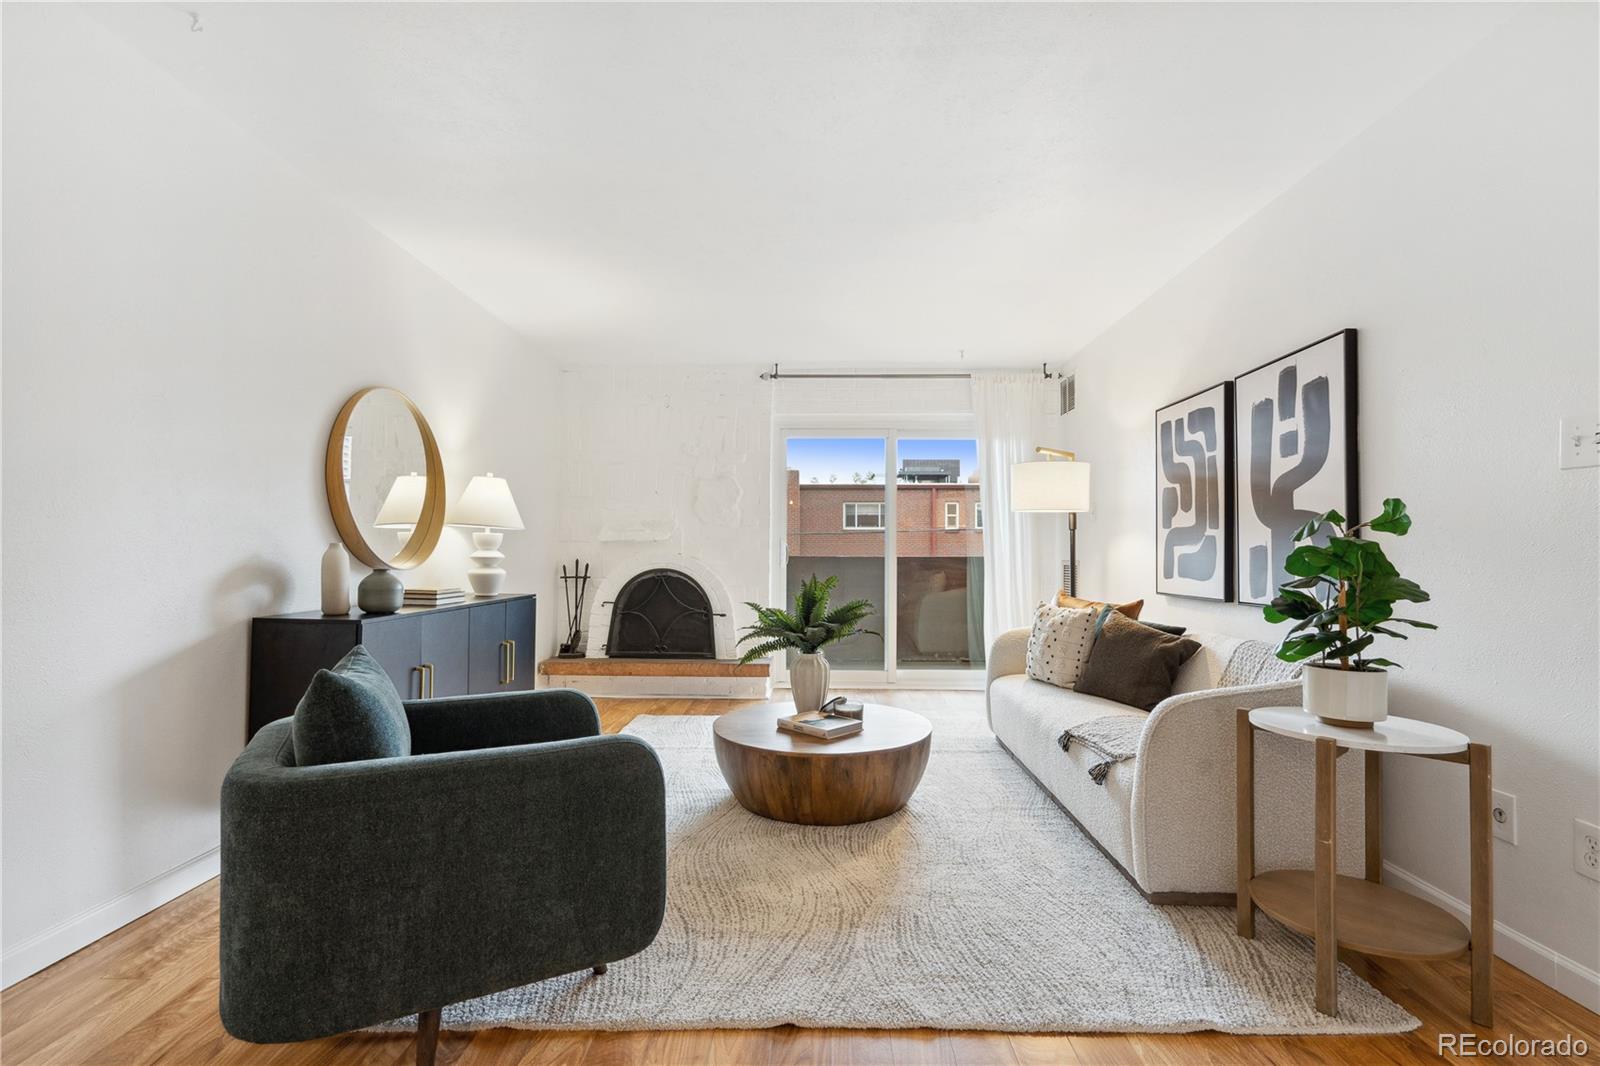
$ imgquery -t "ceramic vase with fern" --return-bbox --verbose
[737,575,877,714]
[789,652,832,714]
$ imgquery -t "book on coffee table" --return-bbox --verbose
[777,713,863,741]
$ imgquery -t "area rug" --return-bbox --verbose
[420,706,1417,1034]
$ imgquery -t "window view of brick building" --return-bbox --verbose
[784,438,985,670]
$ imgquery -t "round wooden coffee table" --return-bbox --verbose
[712,703,933,825]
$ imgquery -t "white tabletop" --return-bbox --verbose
[1249,706,1469,755]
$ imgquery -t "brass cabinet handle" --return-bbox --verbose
[508,640,516,683]
[411,665,425,700]
[499,640,511,685]
[420,663,435,699]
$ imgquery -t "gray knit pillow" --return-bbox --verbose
[291,646,412,766]
[1219,639,1303,687]
[1025,605,1098,689]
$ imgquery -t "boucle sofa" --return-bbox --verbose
[987,626,1365,903]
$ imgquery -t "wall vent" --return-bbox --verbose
[1059,374,1076,415]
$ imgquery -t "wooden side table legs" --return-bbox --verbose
[1236,708,1254,938]
[1236,707,1493,1026]
[1365,750,1382,883]
[1314,737,1339,1016]
[1469,742,1495,1027]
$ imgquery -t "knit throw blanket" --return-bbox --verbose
[1058,716,1146,785]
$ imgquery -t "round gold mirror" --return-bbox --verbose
[324,387,445,571]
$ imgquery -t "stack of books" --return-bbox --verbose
[777,710,864,741]
[403,587,466,608]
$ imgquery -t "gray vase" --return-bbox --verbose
[357,568,404,615]
[790,651,831,714]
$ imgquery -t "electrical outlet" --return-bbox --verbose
[1576,819,1600,882]
[1491,790,1517,844]
[1559,416,1600,469]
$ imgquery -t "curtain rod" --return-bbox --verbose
[759,363,1058,382]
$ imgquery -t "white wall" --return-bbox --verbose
[554,367,774,648]
[1,5,562,985]
[1056,5,1599,1004]
[552,371,1027,660]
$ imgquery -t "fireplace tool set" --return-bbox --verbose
[558,560,590,658]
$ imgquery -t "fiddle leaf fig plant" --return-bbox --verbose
[737,574,879,665]
[1263,497,1437,671]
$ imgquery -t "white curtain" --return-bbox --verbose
[974,371,1041,643]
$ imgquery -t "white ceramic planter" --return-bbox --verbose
[1303,663,1389,725]
[790,651,831,714]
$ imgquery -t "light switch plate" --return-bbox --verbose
[1559,416,1600,469]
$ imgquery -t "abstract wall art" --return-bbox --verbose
[1233,329,1359,606]
[1155,382,1234,601]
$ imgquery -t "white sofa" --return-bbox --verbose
[987,625,1365,902]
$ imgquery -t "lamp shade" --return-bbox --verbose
[449,473,525,531]
[373,473,429,528]
[1011,460,1092,513]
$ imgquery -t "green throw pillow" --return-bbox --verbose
[291,645,412,766]
[1075,610,1201,712]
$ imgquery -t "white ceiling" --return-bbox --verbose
[89,2,1511,368]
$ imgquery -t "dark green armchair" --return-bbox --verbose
[219,688,666,1064]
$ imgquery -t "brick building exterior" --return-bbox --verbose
[784,467,986,668]
[785,469,983,558]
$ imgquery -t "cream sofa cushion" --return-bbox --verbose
[988,674,1145,874]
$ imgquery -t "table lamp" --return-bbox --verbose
[449,474,525,596]
[373,472,429,550]
[1011,447,1092,598]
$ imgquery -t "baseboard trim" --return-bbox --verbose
[1382,860,1600,1013]
[1,845,221,989]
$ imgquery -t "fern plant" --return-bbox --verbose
[736,574,879,665]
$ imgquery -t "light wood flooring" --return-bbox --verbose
[3,691,1596,1066]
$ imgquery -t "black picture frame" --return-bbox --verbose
[1154,381,1235,602]
[1232,328,1359,607]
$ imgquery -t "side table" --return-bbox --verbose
[1236,706,1493,1025]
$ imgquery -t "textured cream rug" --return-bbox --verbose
[429,707,1417,1034]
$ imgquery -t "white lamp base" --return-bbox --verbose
[468,530,507,597]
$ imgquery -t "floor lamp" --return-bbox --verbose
[1011,447,1092,598]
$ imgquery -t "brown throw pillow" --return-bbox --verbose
[1074,611,1201,711]
[1056,592,1145,620]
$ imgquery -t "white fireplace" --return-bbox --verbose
[541,551,769,699]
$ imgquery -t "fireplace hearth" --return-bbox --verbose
[605,568,718,659]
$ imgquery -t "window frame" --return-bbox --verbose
[842,500,885,530]
[975,501,984,530]
[944,500,960,530]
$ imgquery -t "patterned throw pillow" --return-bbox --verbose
[1025,604,1099,689]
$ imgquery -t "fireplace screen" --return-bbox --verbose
[606,569,717,659]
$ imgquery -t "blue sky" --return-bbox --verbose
[787,437,978,483]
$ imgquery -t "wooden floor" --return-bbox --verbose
[4,691,1596,1066]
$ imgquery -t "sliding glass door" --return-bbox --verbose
[778,428,985,687]
[783,437,888,672]
[894,437,985,674]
